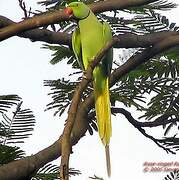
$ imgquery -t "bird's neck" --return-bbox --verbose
[78,11,101,30]
[79,9,90,20]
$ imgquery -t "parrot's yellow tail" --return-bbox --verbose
[93,75,112,176]
[94,77,112,145]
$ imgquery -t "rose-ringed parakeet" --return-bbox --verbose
[65,2,113,176]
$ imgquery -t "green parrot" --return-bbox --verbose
[65,2,113,176]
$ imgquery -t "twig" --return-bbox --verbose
[18,0,31,19]
[60,38,117,180]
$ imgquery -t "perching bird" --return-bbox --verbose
[65,2,113,176]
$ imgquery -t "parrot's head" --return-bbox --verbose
[64,2,90,19]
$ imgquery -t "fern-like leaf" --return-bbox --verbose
[1,101,35,144]
[0,95,21,113]
[0,145,25,165]
[33,163,81,179]
[163,170,179,180]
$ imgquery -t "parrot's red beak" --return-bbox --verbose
[64,7,73,17]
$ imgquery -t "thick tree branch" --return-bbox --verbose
[90,0,158,13]
[114,31,179,48]
[1,15,179,47]
[0,15,71,45]
[0,10,69,42]
[0,0,159,41]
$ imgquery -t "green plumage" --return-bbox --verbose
[67,2,113,176]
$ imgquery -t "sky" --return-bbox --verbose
[0,0,179,180]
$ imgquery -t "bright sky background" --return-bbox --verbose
[0,0,179,180]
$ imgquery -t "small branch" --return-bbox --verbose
[60,38,116,180]
[112,108,179,128]
[111,107,176,154]
[18,0,30,18]
[140,116,179,128]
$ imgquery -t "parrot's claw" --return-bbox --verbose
[82,71,94,81]
[82,71,88,80]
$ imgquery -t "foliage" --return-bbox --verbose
[0,95,80,178]
[44,78,78,116]
[163,170,179,180]
[44,77,93,116]
[33,163,81,179]
[0,145,25,165]
[42,44,78,68]
[0,95,35,165]
[0,101,35,144]
[89,174,104,180]
[0,95,21,113]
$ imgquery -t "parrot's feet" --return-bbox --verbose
[82,71,88,79]
[82,71,93,81]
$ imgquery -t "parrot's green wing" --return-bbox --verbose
[72,28,84,70]
[102,22,113,76]
[68,2,113,176]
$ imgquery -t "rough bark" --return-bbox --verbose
[1,15,179,48]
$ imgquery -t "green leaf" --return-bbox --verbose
[0,145,25,165]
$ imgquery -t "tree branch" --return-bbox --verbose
[60,38,116,180]
[18,0,31,18]
[0,0,159,41]
[110,34,179,87]
[111,107,176,154]
[0,15,71,45]
[90,0,158,13]
[1,14,179,48]
[1,15,179,48]
[114,31,179,48]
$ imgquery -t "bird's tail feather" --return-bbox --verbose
[93,76,112,176]
[93,77,112,145]
[105,145,111,177]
